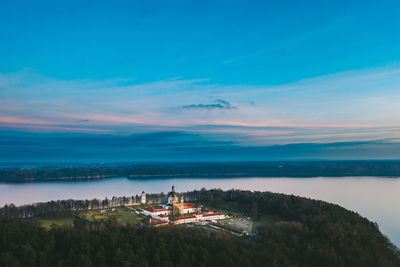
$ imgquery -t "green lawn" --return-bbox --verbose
[35,207,144,229]
[37,217,75,230]
[78,207,145,223]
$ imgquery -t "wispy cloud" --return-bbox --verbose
[1,65,400,146]
[181,99,236,110]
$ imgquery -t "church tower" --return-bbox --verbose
[179,195,185,214]
[168,185,176,205]
[169,185,186,215]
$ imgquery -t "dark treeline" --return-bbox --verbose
[3,161,400,182]
[0,193,169,219]
[1,189,400,266]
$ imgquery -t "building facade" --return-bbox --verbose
[139,185,225,226]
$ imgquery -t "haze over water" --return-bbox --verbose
[0,176,399,247]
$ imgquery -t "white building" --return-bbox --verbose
[199,212,225,221]
[155,214,170,222]
[192,212,226,222]
[140,191,146,204]
[181,203,201,214]
[171,215,197,224]
[142,207,170,217]
[170,212,226,224]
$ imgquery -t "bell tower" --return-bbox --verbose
[140,191,146,204]
[168,185,176,205]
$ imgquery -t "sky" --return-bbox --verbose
[1,0,400,162]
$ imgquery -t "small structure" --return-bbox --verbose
[182,203,199,214]
[198,212,225,221]
[150,218,169,227]
[140,191,146,204]
[157,214,170,222]
[171,215,197,224]
[160,201,168,209]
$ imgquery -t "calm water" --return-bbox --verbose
[0,177,399,246]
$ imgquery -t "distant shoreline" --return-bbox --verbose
[2,161,400,183]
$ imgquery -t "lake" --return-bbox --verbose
[0,176,399,247]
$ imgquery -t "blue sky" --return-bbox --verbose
[1,0,400,161]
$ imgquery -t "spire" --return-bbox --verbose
[172,185,175,193]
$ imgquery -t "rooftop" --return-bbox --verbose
[143,207,169,212]
[183,203,198,208]
[151,220,168,226]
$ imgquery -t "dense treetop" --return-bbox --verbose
[1,189,399,266]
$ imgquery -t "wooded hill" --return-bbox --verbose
[1,189,399,266]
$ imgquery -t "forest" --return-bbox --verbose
[0,193,168,219]
[3,161,400,182]
[1,189,399,266]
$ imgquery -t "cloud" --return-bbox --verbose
[1,65,400,147]
[180,99,236,110]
